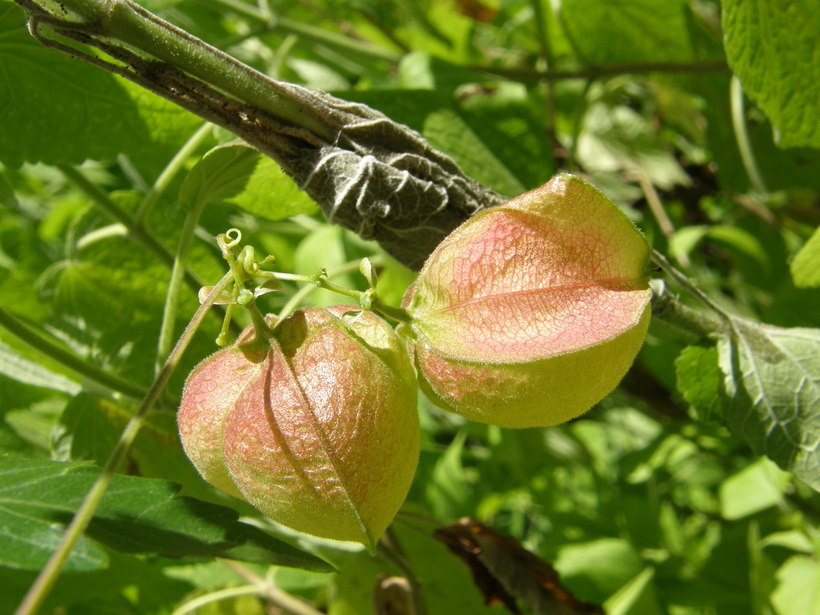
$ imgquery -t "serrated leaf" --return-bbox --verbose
[722,0,820,148]
[717,318,820,490]
[791,227,820,288]
[0,456,332,572]
[51,393,120,465]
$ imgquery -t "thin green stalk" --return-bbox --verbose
[378,528,427,615]
[649,288,726,339]
[730,76,768,195]
[208,0,401,63]
[273,256,408,326]
[14,272,234,615]
[651,249,733,328]
[529,0,557,150]
[0,307,146,399]
[155,186,210,371]
[465,59,730,83]
[134,121,212,226]
[220,560,326,615]
[171,585,266,615]
[57,165,185,274]
[58,164,242,336]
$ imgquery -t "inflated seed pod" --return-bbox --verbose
[401,173,652,428]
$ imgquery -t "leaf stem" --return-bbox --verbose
[378,528,427,615]
[171,584,266,615]
[13,272,234,615]
[134,121,213,227]
[155,176,210,371]
[730,76,768,195]
[650,250,733,328]
[649,285,726,339]
[220,560,326,615]
[208,0,401,63]
[0,307,146,399]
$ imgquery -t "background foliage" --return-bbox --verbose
[0,0,818,614]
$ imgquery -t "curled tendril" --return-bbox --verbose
[217,228,243,254]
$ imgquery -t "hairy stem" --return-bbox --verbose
[14,272,234,615]
[650,288,726,339]
[155,176,210,371]
[651,249,733,329]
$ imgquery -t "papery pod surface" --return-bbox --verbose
[177,326,263,498]
[402,173,652,428]
[221,307,419,550]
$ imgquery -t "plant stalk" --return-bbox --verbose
[14,272,234,615]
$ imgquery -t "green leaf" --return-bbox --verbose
[0,5,201,173]
[0,340,80,395]
[51,393,120,465]
[675,344,725,422]
[180,142,317,220]
[791,227,820,288]
[0,456,332,572]
[0,169,16,207]
[722,0,820,148]
[717,318,820,490]
[603,567,663,615]
[560,0,696,64]
[555,539,644,604]
[577,98,689,191]
[719,457,790,519]
[771,556,820,615]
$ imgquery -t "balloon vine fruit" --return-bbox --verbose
[400,173,652,428]
[178,306,420,549]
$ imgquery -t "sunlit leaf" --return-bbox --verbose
[717,318,820,489]
[791,228,820,288]
[0,456,332,571]
[722,0,820,148]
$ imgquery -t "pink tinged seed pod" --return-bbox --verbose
[179,306,420,550]
[177,326,264,499]
[401,173,652,428]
